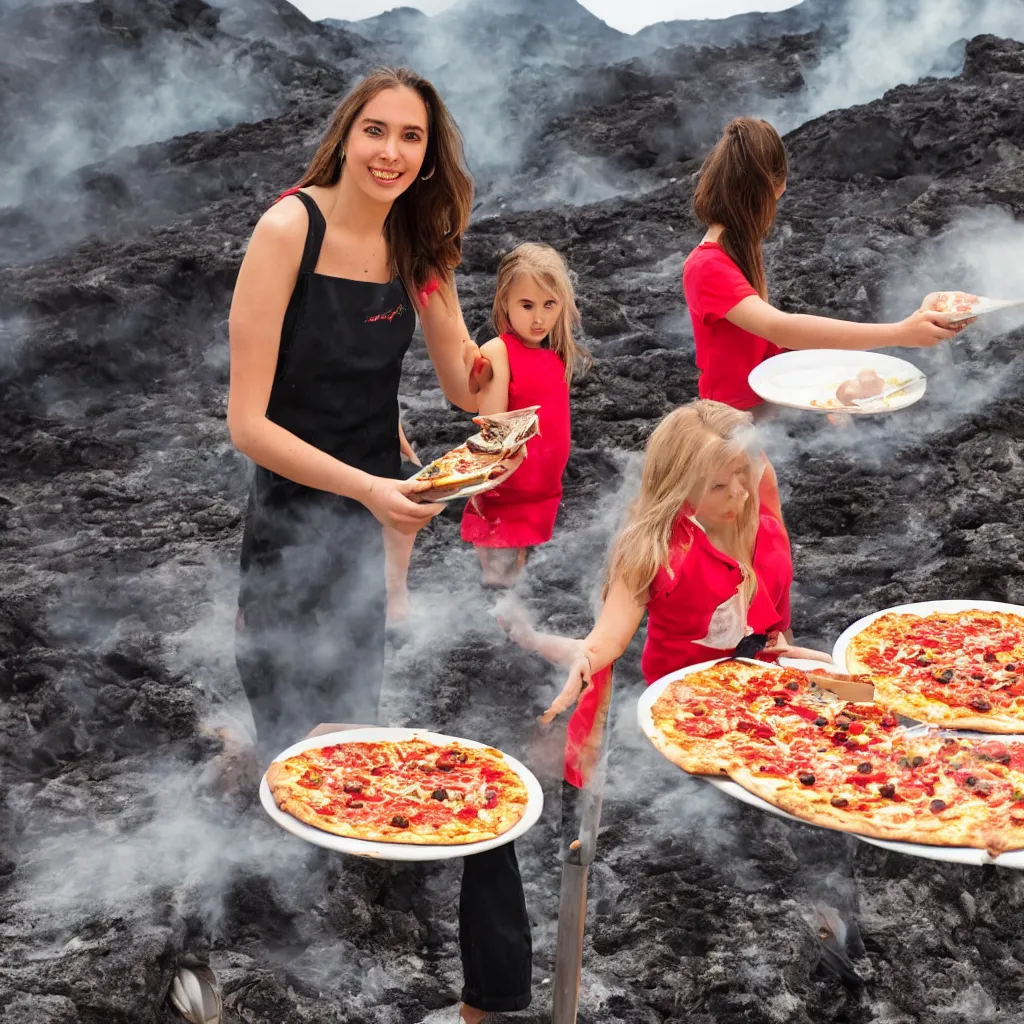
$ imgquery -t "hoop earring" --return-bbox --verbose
[419,165,435,181]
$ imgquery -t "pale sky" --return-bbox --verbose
[296,0,799,35]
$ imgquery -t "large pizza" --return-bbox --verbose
[646,659,1024,855]
[266,737,529,845]
[844,608,1024,732]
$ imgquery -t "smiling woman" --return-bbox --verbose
[228,66,484,747]
[226,66,531,1024]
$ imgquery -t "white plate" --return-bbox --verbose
[832,599,1024,674]
[259,727,544,861]
[778,656,834,671]
[853,834,1024,866]
[637,657,1024,869]
[421,473,509,504]
[747,350,926,415]
[943,295,1024,324]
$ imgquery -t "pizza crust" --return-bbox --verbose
[728,764,1006,851]
[644,728,732,776]
[927,713,1024,733]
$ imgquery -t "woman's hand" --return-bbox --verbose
[464,338,493,394]
[920,291,978,328]
[539,645,592,724]
[363,476,443,534]
[892,308,961,347]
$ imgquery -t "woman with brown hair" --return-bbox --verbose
[684,116,962,412]
[227,67,530,1024]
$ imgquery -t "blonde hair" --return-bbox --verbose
[607,400,761,604]
[492,243,591,382]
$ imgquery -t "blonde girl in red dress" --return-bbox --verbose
[462,243,590,586]
[501,400,812,784]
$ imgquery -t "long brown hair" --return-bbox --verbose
[296,66,474,293]
[492,243,591,382]
[606,400,761,604]
[692,117,787,300]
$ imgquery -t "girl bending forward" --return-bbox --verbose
[511,400,796,733]
[461,243,590,587]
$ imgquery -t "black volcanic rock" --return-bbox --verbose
[3,2,1024,1022]
[535,31,822,173]
[787,36,1024,183]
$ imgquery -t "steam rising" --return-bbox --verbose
[0,28,279,209]
[790,0,1024,126]
[4,0,1024,1020]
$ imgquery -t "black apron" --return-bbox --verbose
[236,190,414,757]
[234,192,532,1013]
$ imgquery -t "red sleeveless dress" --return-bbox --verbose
[564,511,792,787]
[461,332,570,548]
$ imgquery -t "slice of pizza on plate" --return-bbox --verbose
[410,444,512,501]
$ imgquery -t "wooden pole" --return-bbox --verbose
[552,670,614,1024]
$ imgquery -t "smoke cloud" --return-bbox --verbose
[0,35,279,210]
[789,0,1024,128]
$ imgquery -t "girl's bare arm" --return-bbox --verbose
[727,294,959,351]
[473,337,512,416]
[540,579,647,722]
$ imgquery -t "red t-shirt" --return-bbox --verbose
[641,511,792,684]
[682,241,782,410]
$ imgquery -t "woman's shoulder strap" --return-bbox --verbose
[274,187,326,276]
